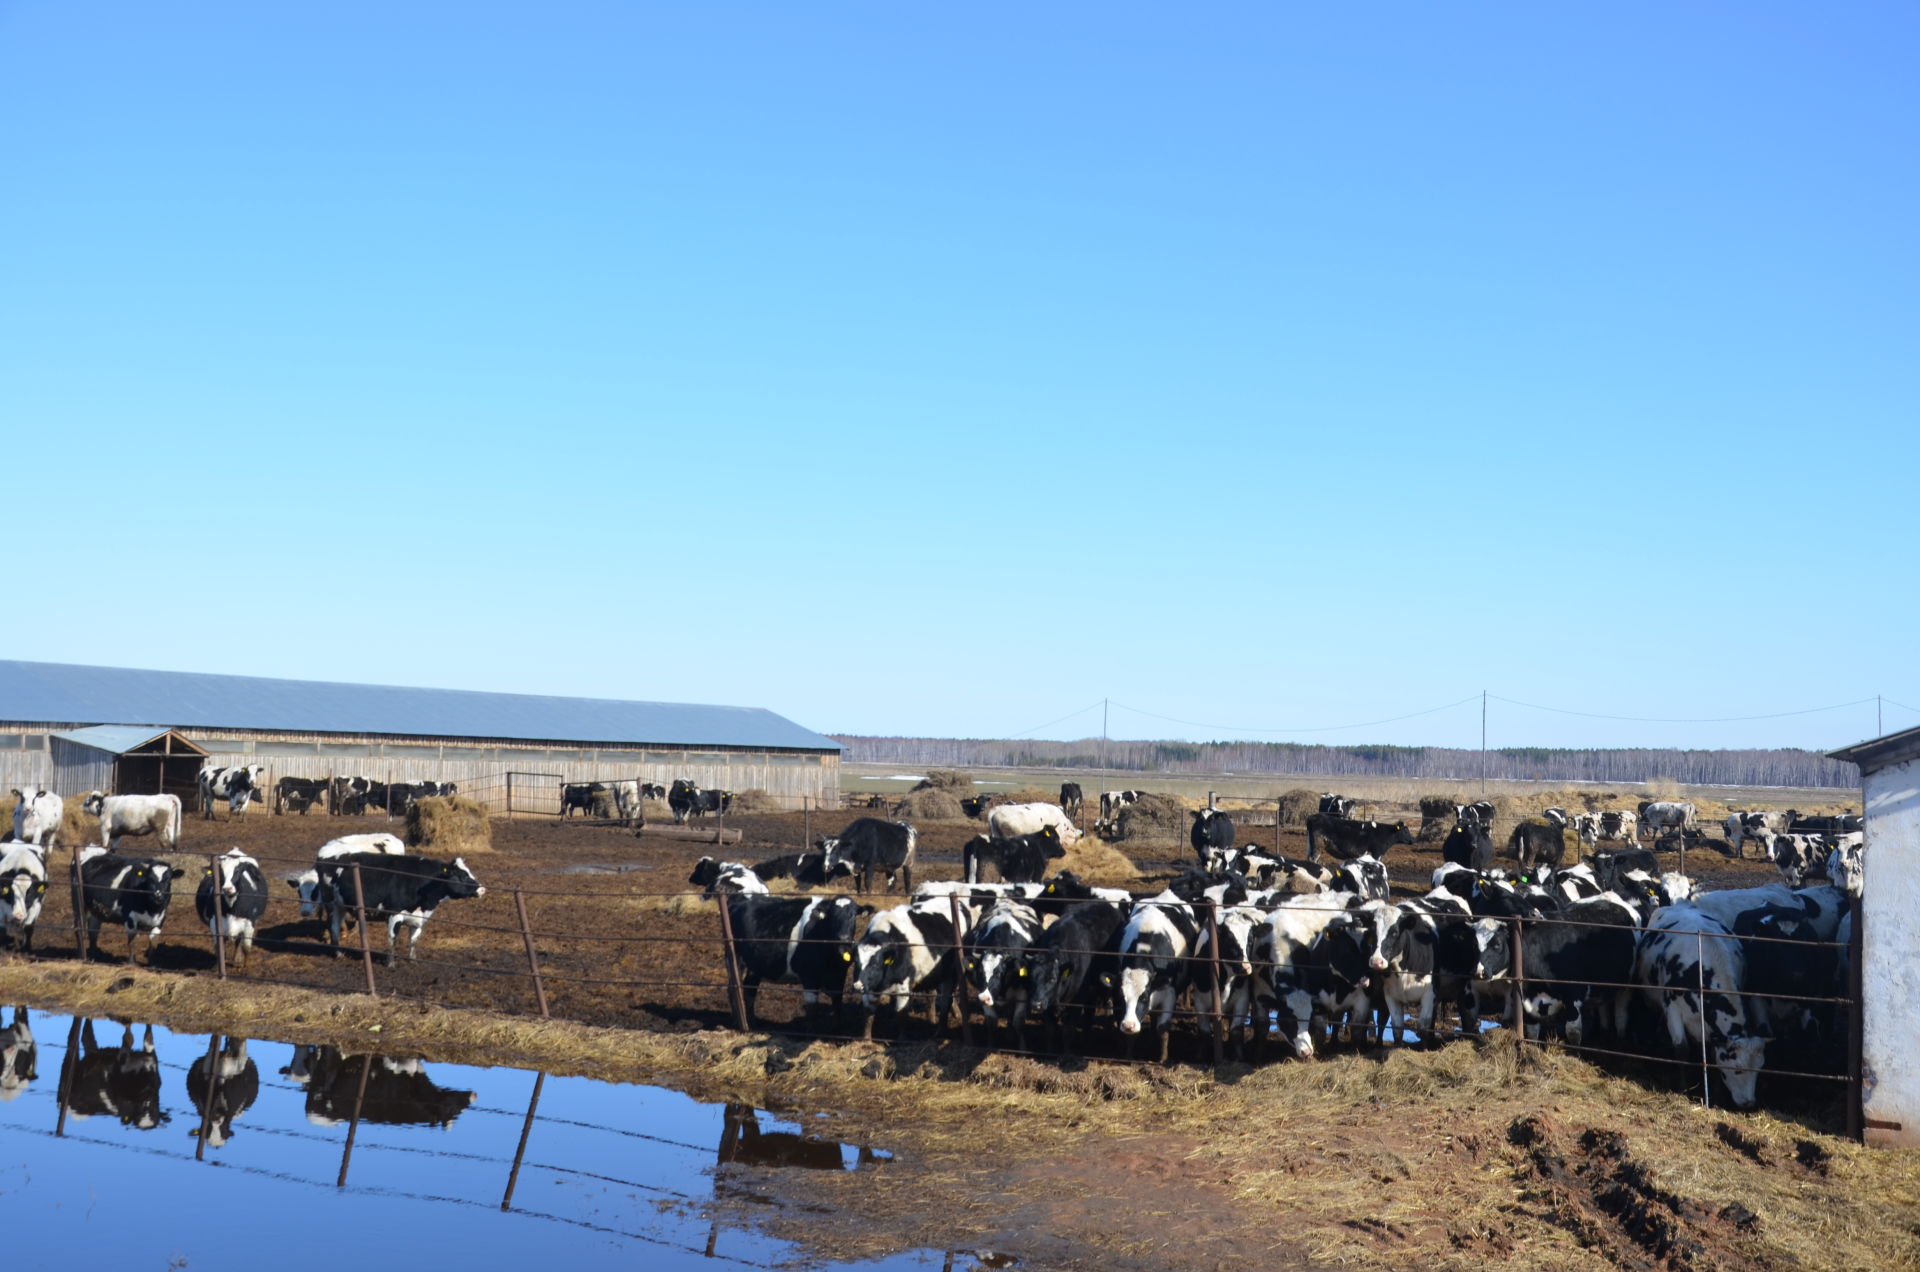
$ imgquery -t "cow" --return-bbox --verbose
[1317,793,1355,818]
[186,1037,260,1148]
[1416,795,1459,842]
[1572,810,1639,852]
[1458,800,1496,831]
[559,782,607,818]
[1058,783,1084,818]
[1261,893,1380,1059]
[987,802,1082,845]
[1724,810,1788,859]
[1098,790,1145,823]
[60,1020,166,1130]
[1541,807,1570,830]
[1504,894,1641,1045]
[197,764,265,819]
[80,792,182,851]
[1330,853,1390,902]
[690,788,734,820]
[852,898,971,1037]
[964,826,1065,885]
[1634,904,1767,1108]
[668,779,700,824]
[289,1047,475,1128]
[1029,870,1133,915]
[724,893,861,1022]
[959,794,997,819]
[961,898,1044,1046]
[1026,898,1128,1053]
[378,782,447,815]
[639,782,666,801]
[1507,819,1568,869]
[1443,821,1495,871]
[1785,811,1861,834]
[688,857,770,898]
[79,847,175,963]
[715,1103,861,1173]
[329,776,384,816]
[1305,814,1413,863]
[0,1007,36,1101]
[0,845,48,954]
[288,832,408,925]
[819,818,918,893]
[316,853,485,964]
[195,848,270,967]
[1113,894,1201,1063]
[748,849,846,889]
[610,780,643,826]
[1374,891,1477,1044]
[1189,807,1235,860]
[1827,839,1865,897]
[1587,848,1660,896]
[8,787,63,848]
[1636,800,1695,843]
[272,776,331,815]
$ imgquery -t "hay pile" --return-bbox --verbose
[730,788,782,814]
[0,792,100,848]
[911,770,974,793]
[1112,792,1191,843]
[1275,789,1319,828]
[900,788,965,822]
[406,795,493,854]
[1416,795,1457,842]
[1004,786,1058,805]
[1058,834,1141,887]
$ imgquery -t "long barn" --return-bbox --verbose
[0,660,840,812]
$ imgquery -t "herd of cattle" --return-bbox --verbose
[556,779,726,825]
[685,793,1867,1108]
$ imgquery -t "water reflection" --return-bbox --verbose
[61,1019,167,1130]
[187,1037,258,1148]
[717,1102,876,1172]
[282,1044,476,1128]
[0,1007,35,1099]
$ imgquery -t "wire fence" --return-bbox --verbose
[11,842,1866,1135]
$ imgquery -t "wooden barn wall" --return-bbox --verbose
[0,726,53,791]
[47,739,115,797]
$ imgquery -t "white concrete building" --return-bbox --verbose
[1830,726,1920,1148]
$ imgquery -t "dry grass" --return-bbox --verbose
[913,769,974,792]
[1057,836,1142,887]
[1276,788,1319,827]
[899,788,966,822]
[1004,786,1059,805]
[405,795,493,854]
[0,793,101,849]
[730,787,782,814]
[1112,793,1190,843]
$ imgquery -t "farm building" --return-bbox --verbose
[0,659,841,811]
[1829,726,1919,1148]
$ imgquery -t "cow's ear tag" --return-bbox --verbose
[841,951,851,962]
[1018,966,1027,978]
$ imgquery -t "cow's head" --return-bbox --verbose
[81,792,106,816]
[441,857,485,898]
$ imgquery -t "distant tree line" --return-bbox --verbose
[830,736,1860,789]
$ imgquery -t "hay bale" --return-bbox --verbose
[1113,793,1189,843]
[730,788,781,814]
[589,789,617,819]
[1416,795,1457,842]
[900,788,965,822]
[1005,787,1059,806]
[1059,835,1141,887]
[406,796,493,855]
[912,770,974,793]
[0,792,100,848]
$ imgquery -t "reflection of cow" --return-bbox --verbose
[715,1103,854,1171]
[187,1038,260,1148]
[62,1020,167,1130]
[284,1045,476,1127]
[0,1007,37,1102]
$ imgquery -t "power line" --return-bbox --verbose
[1488,694,1877,725]
[1882,696,1920,718]
[1008,700,1104,739]
[1105,694,1483,736]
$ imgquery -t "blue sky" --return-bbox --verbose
[3,4,1914,752]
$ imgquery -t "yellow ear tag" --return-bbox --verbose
[841,951,851,962]
[1018,967,1027,978]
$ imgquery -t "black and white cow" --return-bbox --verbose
[81,792,183,850]
[197,764,265,819]
[1507,819,1568,869]
[0,1007,37,1101]
[1443,822,1496,872]
[0,845,48,954]
[688,857,770,898]
[316,853,485,965]
[725,893,861,1023]
[329,776,381,816]
[79,847,175,963]
[852,898,971,1037]
[8,787,63,848]
[819,818,917,893]
[1827,839,1865,897]
[690,788,734,820]
[1189,902,1273,1055]
[559,782,607,818]
[961,898,1044,1046]
[1114,893,1201,1063]
[272,776,331,815]
[1375,891,1477,1044]
[1572,810,1639,852]
[1785,811,1861,834]
[1026,898,1128,1052]
[1317,793,1355,818]
[1541,807,1570,830]
[1330,853,1390,902]
[1304,814,1413,863]
[963,826,1065,885]
[1262,893,1379,1059]
[1637,800,1696,843]
[1634,905,1766,1108]
[1765,833,1833,887]
[186,1037,260,1149]
[195,849,270,968]
[748,849,846,889]
[1189,807,1235,860]
[290,1047,476,1128]
[288,832,407,927]
[1099,790,1145,822]
[1058,783,1084,818]
[1723,810,1788,859]
[1458,800,1496,831]
[668,779,700,824]
[639,782,667,801]
[987,802,1081,844]
[1509,894,1640,1045]
[61,1020,166,1130]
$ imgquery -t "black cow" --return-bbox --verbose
[559,782,607,818]
[1305,814,1413,863]
[1786,811,1862,835]
[963,826,1065,885]
[1318,793,1355,817]
[1458,800,1496,831]
[1059,783,1084,818]
[1484,894,1639,1044]
[288,1046,476,1127]
[668,779,700,824]
[273,776,330,815]
[962,899,1044,1046]
[79,849,175,963]
[317,853,485,964]
[820,818,916,893]
[186,1037,260,1149]
[1443,822,1495,871]
[690,788,734,820]
[1507,820,1568,869]
[725,893,861,1022]
[1588,849,1659,896]
[959,794,996,819]
[1026,899,1128,1051]
[1189,808,1235,860]
[749,849,846,889]
[62,1020,166,1130]
[194,849,270,968]
[716,1103,855,1171]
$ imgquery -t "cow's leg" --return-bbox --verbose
[740,976,760,1026]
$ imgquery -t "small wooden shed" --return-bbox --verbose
[50,726,207,801]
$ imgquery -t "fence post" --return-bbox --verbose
[1510,915,1526,1055]
[506,772,514,819]
[1697,927,1711,1109]
[802,796,810,853]
[336,1053,373,1188]
[500,1071,546,1211]
[70,847,88,962]
[208,853,227,980]
[948,892,974,1047]
[54,1015,83,1137]
[513,888,550,1019]
[1847,893,1864,1141]
[715,892,750,1032]
[1204,900,1225,1066]
[351,863,378,995]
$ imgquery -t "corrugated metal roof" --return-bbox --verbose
[1829,726,1920,775]
[51,725,180,754]
[3,660,841,752]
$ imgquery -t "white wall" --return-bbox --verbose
[1863,752,1920,1147]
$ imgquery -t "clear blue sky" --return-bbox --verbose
[3,4,1915,753]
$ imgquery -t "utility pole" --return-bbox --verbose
[1102,699,1109,782]
[1878,694,1883,736]
[1480,690,1488,795]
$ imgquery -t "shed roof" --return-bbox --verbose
[1829,726,1920,776]
[51,725,206,755]
[2,660,840,753]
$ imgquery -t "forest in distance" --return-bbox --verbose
[831,736,1860,790]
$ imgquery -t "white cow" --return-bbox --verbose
[8,788,63,849]
[289,833,408,920]
[81,792,182,851]
[610,780,643,826]
[1638,800,1696,842]
[985,802,1082,845]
